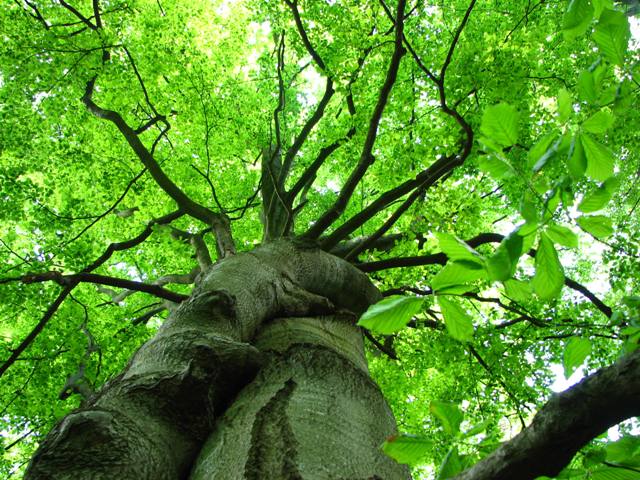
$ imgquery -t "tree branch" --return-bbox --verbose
[356,232,613,318]
[452,350,640,480]
[8,271,188,303]
[303,0,407,239]
[0,210,184,379]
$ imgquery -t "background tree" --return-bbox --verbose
[0,0,639,478]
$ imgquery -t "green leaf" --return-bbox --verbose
[578,178,619,213]
[578,70,598,103]
[576,215,614,238]
[605,435,640,466]
[480,103,519,147]
[557,88,573,122]
[563,0,595,41]
[382,434,432,465]
[487,233,523,282]
[567,134,588,179]
[436,447,464,480]
[357,296,423,334]
[532,233,565,301]
[430,401,463,436]
[593,9,630,66]
[546,224,579,248]
[589,467,640,480]
[431,261,487,291]
[434,233,485,265]
[528,133,558,170]
[581,133,615,181]
[593,0,614,18]
[438,297,474,342]
[462,420,491,438]
[478,155,517,180]
[563,336,592,378]
[503,279,533,302]
[582,109,615,133]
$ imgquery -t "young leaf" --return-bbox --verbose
[593,9,630,66]
[431,261,486,291]
[357,296,423,334]
[430,401,463,436]
[593,0,614,18]
[563,336,592,378]
[567,134,588,179]
[557,88,573,123]
[503,279,533,302]
[434,233,485,265]
[546,224,579,248]
[582,109,615,133]
[436,447,464,480]
[478,155,517,180]
[576,215,614,238]
[487,233,523,282]
[562,0,595,41]
[438,297,474,342]
[581,133,615,181]
[382,434,433,465]
[578,178,618,213]
[578,70,598,103]
[480,103,519,147]
[532,233,565,301]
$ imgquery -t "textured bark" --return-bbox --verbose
[453,349,640,480]
[25,241,399,479]
[190,315,410,480]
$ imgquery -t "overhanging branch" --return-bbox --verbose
[452,350,640,480]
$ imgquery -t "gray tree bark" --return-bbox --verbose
[25,240,410,480]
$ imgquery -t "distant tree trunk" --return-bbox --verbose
[25,241,410,480]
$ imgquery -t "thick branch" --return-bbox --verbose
[82,79,214,225]
[452,350,640,480]
[303,0,407,239]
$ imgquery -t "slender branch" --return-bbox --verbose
[63,167,147,246]
[280,78,334,184]
[452,350,640,480]
[0,283,76,379]
[58,0,96,30]
[0,210,184,379]
[356,232,613,318]
[6,271,188,303]
[82,78,215,224]
[321,153,461,249]
[303,0,407,239]
[283,0,327,72]
[468,345,527,429]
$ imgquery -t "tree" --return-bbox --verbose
[1,0,639,478]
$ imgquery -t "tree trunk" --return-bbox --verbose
[25,241,410,480]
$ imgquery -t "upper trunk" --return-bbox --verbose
[25,240,410,479]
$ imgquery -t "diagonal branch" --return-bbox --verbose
[452,350,640,480]
[0,284,76,379]
[303,0,407,239]
[81,78,236,258]
[0,210,184,379]
[321,153,461,250]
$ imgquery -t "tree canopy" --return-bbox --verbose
[1,0,639,478]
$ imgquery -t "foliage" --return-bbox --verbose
[0,0,639,478]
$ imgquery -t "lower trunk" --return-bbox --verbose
[191,315,408,479]
[25,241,410,479]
